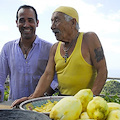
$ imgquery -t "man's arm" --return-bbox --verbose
[0,91,1,100]
[86,32,108,95]
[45,72,58,96]
[0,46,9,101]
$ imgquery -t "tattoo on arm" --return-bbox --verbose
[94,47,104,62]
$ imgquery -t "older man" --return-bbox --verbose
[12,6,107,106]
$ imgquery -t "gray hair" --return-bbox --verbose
[64,14,79,31]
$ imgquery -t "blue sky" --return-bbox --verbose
[0,0,120,78]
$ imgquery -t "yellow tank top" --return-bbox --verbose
[55,32,97,95]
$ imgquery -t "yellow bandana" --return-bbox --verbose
[54,6,79,24]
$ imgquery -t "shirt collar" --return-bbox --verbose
[15,35,39,45]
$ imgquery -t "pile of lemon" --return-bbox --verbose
[33,100,58,113]
[49,89,120,120]
[32,89,120,120]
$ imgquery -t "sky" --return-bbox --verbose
[0,0,120,78]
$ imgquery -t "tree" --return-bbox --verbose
[101,80,120,95]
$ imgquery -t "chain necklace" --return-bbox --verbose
[63,32,79,63]
[20,42,32,59]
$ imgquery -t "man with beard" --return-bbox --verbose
[12,6,107,107]
[0,5,58,101]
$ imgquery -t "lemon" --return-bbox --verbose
[50,96,82,120]
[74,89,93,112]
[106,109,120,120]
[107,102,120,112]
[87,96,109,120]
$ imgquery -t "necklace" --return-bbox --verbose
[63,32,79,63]
[20,42,32,59]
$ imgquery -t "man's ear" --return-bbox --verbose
[16,20,18,27]
[36,20,39,27]
[71,18,77,25]
[70,18,77,29]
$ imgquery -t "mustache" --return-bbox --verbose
[52,29,60,34]
[22,26,32,30]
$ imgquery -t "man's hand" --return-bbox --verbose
[11,97,28,108]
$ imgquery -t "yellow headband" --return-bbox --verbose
[54,6,79,24]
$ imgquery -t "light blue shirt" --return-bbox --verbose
[0,36,58,101]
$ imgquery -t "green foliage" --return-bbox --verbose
[101,80,120,95]
[4,85,9,101]
[52,91,59,96]
[102,93,120,104]
[100,80,120,104]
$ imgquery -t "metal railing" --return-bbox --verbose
[107,77,120,81]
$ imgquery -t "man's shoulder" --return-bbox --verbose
[83,31,96,37]
[83,32,100,48]
[36,36,52,47]
[3,39,19,48]
[83,32,98,42]
[0,39,19,54]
